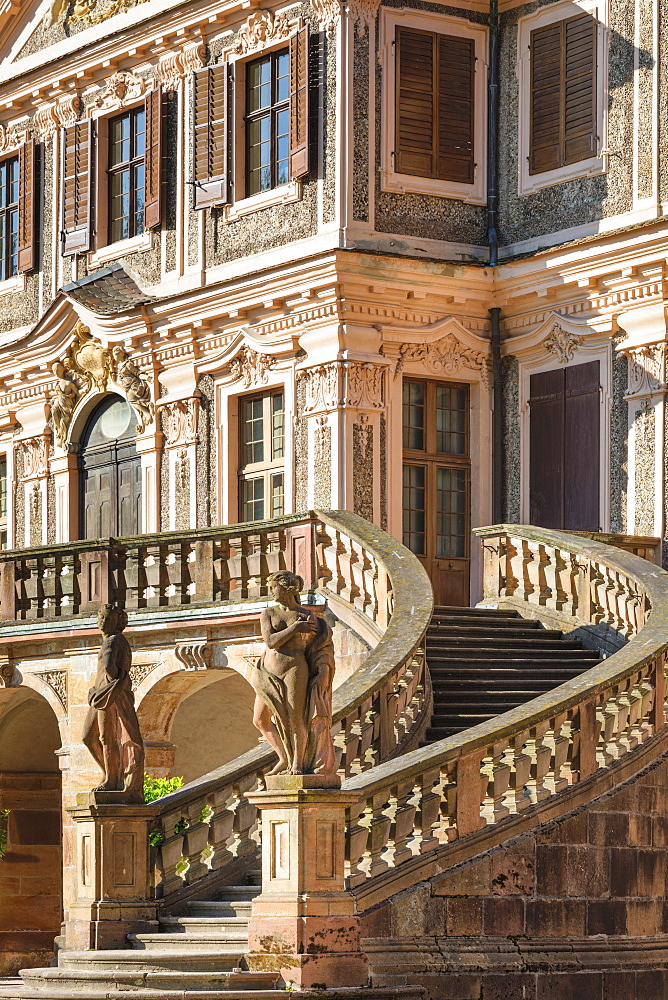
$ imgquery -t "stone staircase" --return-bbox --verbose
[425,605,601,740]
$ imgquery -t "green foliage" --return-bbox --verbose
[143,774,184,803]
[0,808,9,861]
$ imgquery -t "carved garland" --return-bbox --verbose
[393,336,491,389]
[231,10,293,56]
[227,346,278,389]
[88,72,152,116]
[543,324,584,364]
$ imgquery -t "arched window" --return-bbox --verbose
[79,395,141,538]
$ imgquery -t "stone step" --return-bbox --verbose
[58,949,245,973]
[129,933,248,953]
[432,605,519,618]
[428,626,564,639]
[426,640,597,654]
[0,985,424,1000]
[17,967,278,994]
[428,657,594,669]
[429,616,544,629]
[183,899,253,919]
[159,915,250,934]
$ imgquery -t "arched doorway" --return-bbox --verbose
[79,395,142,538]
[0,687,62,974]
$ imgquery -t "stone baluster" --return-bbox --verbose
[386,780,417,866]
[481,533,501,601]
[210,537,229,602]
[481,742,511,824]
[543,712,571,794]
[502,535,520,597]
[0,557,18,619]
[415,766,442,852]
[209,783,236,871]
[345,796,370,888]
[522,723,552,805]
[366,790,392,878]
[228,775,261,859]
[505,731,532,813]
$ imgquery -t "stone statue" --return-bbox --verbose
[49,362,81,449]
[82,604,145,803]
[112,346,154,432]
[251,571,337,779]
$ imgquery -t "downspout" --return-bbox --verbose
[488,0,504,522]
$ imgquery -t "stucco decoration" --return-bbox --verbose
[0,124,28,156]
[161,397,200,447]
[299,361,385,414]
[70,322,113,392]
[112,347,154,433]
[227,346,277,389]
[0,662,15,687]
[394,335,491,388]
[129,661,161,691]
[175,642,211,671]
[231,10,292,56]
[88,72,152,116]
[624,344,666,399]
[49,362,84,450]
[353,414,373,522]
[543,324,584,364]
[157,43,205,90]
[33,96,80,142]
[347,0,381,35]
[310,0,341,34]
[37,670,67,711]
[18,435,51,479]
[51,0,149,25]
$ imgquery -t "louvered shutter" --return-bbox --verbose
[395,28,435,177]
[17,139,35,273]
[289,26,309,179]
[530,22,562,174]
[437,34,474,183]
[192,65,229,209]
[144,88,162,230]
[564,14,597,164]
[61,120,92,255]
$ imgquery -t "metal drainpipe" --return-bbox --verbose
[488,0,503,522]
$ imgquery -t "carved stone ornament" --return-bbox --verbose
[227,346,278,389]
[18,435,51,479]
[394,335,491,388]
[175,642,212,671]
[0,662,15,688]
[157,42,205,90]
[299,361,385,414]
[37,669,67,710]
[543,324,584,363]
[310,0,341,34]
[129,661,161,691]
[624,343,667,399]
[112,346,155,433]
[346,0,381,35]
[51,0,150,26]
[49,361,84,450]
[161,397,200,447]
[69,321,113,393]
[0,123,28,156]
[231,10,293,56]
[33,96,80,142]
[88,72,152,116]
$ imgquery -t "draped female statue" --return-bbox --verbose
[251,571,337,779]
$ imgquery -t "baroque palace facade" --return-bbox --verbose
[1,0,668,983]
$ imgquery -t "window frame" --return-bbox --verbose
[0,155,19,283]
[378,8,488,206]
[238,389,286,523]
[244,48,291,198]
[107,105,148,246]
[517,0,609,197]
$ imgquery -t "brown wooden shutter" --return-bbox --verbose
[530,22,563,174]
[289,26,309,179]
[192,64,229,209]
[564,14,597,164]
[529,368,565,530]
[61,120,92,255]
[395,28,435,178]
[143,87,162,230]
[437,34,474,183]
[17,139,35,273]
[564,361,599,531]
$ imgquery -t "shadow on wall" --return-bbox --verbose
[0,688,62,975]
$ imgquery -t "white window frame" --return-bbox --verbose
[378,9,488,206]
[517,0,610,197]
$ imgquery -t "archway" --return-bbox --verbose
[138,670,258,785]
[0,687,62,975]
[79,394,141,539]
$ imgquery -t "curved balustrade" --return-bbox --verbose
[341,526,668,898]
[146,510,433,904]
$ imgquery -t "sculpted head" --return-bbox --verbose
[267,571,304,605]
[97,603,128,635]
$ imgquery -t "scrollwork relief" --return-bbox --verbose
[51,0,150,26]
[33,96,80,142]
[18,435,51,479]
[0,662,16,688]
[175,642,212,671]
[310,0,341,34]
[394,335,491,388]
[161,397,200,447]
[543,324,584,364]
[347,0,381,34]
[0,123,28,156]
[88,72,153,116]
[129,661,161,691]
[298,362,385,414]
[157,43,205,90]
[231,10,292,56]
[624,343,666,399]
[37,669,67,710]
[227,346,278,389]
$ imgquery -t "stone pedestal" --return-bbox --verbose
[246,778,368,989]
[64,795,157,950]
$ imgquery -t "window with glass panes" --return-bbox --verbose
[0,455,7,549]
[245,49,290,196]
[0,158,18,281]
[239,391,285,522]
[108,108,146,243]
[402,379,469,560]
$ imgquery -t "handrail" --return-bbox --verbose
[145,510,433,903]
[340,525,668,892]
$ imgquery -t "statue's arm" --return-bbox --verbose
[99,635,122,678]
[260,609,303,650]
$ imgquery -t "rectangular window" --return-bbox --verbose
[239,390,285,522]
[108,107,147,243]
[395,27,474,184]
[246,49,290,196]
[530,14,597,175]
[0,158,19,281]
[0,455,7,549]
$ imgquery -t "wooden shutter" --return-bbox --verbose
[530,14,596,175]
[437,34,474,183]
[564,361,600,530]
[396,28,435,178]
[564,15,597,164]
[192,64,229,209]
[61,120,92,255]
[529,369,565,530]
[289,26,309,179]
[144,88,162,230]
[17,139,35,273]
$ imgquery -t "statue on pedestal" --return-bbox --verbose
[82,605,145,803]
[251,572,337,780]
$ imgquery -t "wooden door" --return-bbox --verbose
[529,360,600,531]
[79,396,142,539]
[402,379,470,606]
